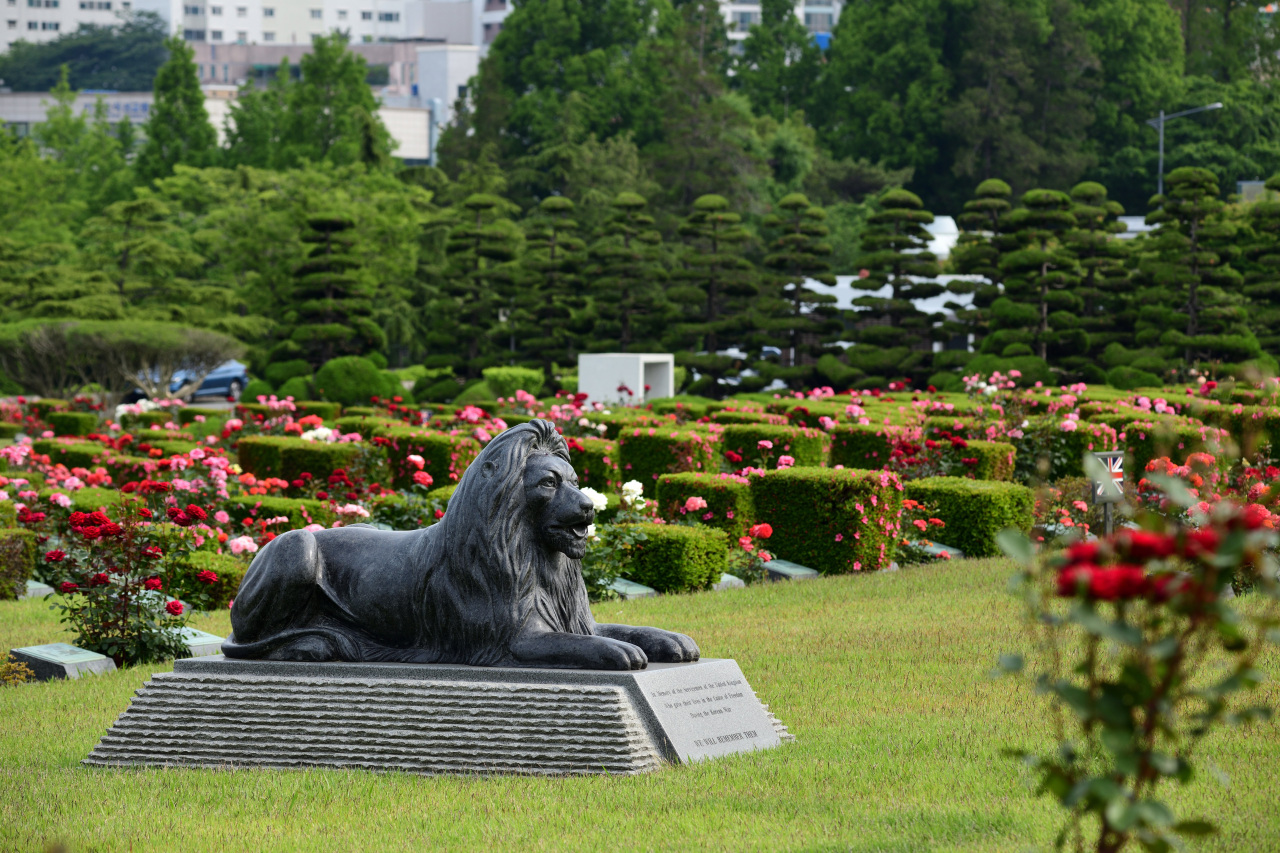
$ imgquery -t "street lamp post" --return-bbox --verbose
[1146,102,1224,196]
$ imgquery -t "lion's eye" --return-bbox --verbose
[541,477,556,488]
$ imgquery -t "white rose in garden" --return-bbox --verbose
[580,486,608,513]
[621,480,643,500]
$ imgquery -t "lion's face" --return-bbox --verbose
[524,454,596,560]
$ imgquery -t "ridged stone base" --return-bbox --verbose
[84,656,791,776]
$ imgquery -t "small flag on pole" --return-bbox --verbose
[1091,451,1124,503]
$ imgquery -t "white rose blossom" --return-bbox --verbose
[579,487,608,513]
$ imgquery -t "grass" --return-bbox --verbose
[2,558,1278,852]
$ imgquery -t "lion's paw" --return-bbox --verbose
[624,627,700,664]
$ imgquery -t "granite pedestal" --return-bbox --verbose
[84,656,791,776]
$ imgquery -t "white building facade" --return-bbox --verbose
[2,0,133,52]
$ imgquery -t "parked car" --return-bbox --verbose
[122,360,249,403]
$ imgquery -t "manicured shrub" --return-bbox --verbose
[277,376,313,400]
[649,396,715,421]
[144,440,202,457]
[263,359,312,388]
[1122,420,1229,475]
[903,477,1033,558]
[224,495,334,528]
[721,424,830,468]
[426,483,459,505]
[566,436,620,492]
[334,415,403,437]
[315,356,396,407]
[0,501,15,527]
[617,426,718,495]
[120,410,173,430]
[482,366,544,398]
[177,407,225,426]
[749,467,905,574]
[451,381,495,405]
[279,442,363,484]
[241,378,274,401]
[31,440,110,468]
[964,440,1017,481]
[0,422,21,439]
[623,522,727,593]
[583,409,662,439]
[69,487,123,513]
[28,399,69,420]
[235,436,298,479]
[655,472,753,537]
[187,552,247,609]
[1200,405,1280,457]
[0,528,37,599]
[709,410,789,426]
[47,411,98,437]
[829,424,895,469]
[293,401,342,421]
[341,406,380,417]
[381,428,482,489]
[98,454,154,484]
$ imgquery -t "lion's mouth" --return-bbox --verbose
[551,523,590,540]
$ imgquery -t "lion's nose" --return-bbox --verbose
[576,490,596,521]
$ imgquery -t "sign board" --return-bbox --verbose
[1091,451,1125,503]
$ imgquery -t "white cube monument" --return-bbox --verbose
[577,354,675,405]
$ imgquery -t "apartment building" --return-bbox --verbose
[2,0,131,53]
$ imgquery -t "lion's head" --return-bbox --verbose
[423,420,597,660]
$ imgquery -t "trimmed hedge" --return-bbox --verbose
[709,410,789,426]
[224,495,334,528]
[334,415,406,437]
[31,440,111,469]
[903,477,1034,558]
[69,487,123,513]
[121,410,174,430]
[381,428,482,489]
[583,409,663,439]
[721,424,830,468]
[280,442,363,484]
[187,551,248,609]
[1122,420,1229,476]
[0,527,37,599]
[655,472,753,537]
[425,483,459,506]
[341,406,381,418]
[963,440,1017,481]
[617,426,718,496]
[749,467,904,574]
[649,396,715,421]
[567,436,621,492]
[0,500,15,527]
[177,407,226,426]
[28,399,69,420]
[235,436,298,479]
[1202,405,1280,457]
[47,411,98,437]
[0,422,21,439]
[623,522,727,593]
[829,424,895,469]
[142,440,202,457]
[294,401,343,421]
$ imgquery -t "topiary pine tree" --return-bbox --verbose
[587,192,668,351]
[992,189,1081,362]
[518,196,588,372]
[945,179,1016,354]
[761,193,839,370]
[1063,181,1132,378]
[135,36,218,184]
[287,214,385,367]
[1243,174,1280,355]
[663,194,762,395]
[1137,167,1252,368]
[852,188,942,359]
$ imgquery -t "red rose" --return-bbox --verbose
[290,480,305,489]
[167,507,190,527]
[316,491,329,500]
[1089,566,1146,601]
[138,507,153,519]
[100,522,124,537]
[196,570,219,584]
[1063,541,1100,566]
[78,525,102,540]
[1238,503,1271,531]
[144,577,163,591]
[1115,530,1175,561]
[69,511,89,527]
[142,545,163,559]
[59,581,78,593]
[121,482,138,494]
[1180,528,1219,559]
[434,509,445,519]
[185,504,208,522]
[1145,573,1185,603]
[1056,564,1096,597]
[89,510,111,525]
[44,549,66,563]
[748,523,773,539]
[88,572,110,587]
[165,600,184,616]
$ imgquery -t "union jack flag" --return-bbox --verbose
[1092,451,1124,502]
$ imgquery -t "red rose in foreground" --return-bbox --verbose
[165,600,184,616]
[59,581,78,593]
[749,523,773,539]
[196,570,219,584]
[88,572,110,587]
[99,522,123,537]
[78,525,102,540]
[144,577,163,591]
[142,545,163,559]
[185,504,208,522]
[167,507,190,526]
[1115,530,1175,561]
[1089,566,1146,601]
[44,549,66,563]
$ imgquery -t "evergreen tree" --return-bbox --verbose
[1242,174,1280,355]
[79,197,202,311]
[33,67,134,214]
[587,192,668,351]
[519,196,588,371]
[1137,167,1252,367]
[135,36,218,184]
[761,193,839,369]
[853,189,942,353]
[946,179,1015,350]
[285,215,385,367]
[991,189,1081,362]
[1063,182,1130,374]
[734,0,825,122]
[666,194,760,394]
[0,12,168,92]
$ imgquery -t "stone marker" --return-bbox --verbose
[610,577,658,599]
[19,579,54,600]
[712,573,745,591]
[83,655,790,775]
[765,558,820,582]
[175,628,225,657]
[10,643,116,681]
[907,539,964,560]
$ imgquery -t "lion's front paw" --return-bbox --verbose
[510,632,648,670]
[623,627,700,663]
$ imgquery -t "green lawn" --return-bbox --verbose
[2,558,1277,852]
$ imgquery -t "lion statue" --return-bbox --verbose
[221,419,699,670]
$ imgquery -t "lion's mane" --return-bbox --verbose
[413,419,596,666]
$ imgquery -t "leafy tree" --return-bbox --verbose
[135,37,219,185]
[853,189,942,362]
[760,193,839,369]
[32,67,134,214]
[1184,0,1280,82]
[734,0,825,122]
[990,189,1082,362]
[519,197,588,371]
[0,13,167,91]
[79,197,202,311]
[587,192,668,351]
[285,214,385,366]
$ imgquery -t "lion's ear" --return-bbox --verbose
[482,460,498,478]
